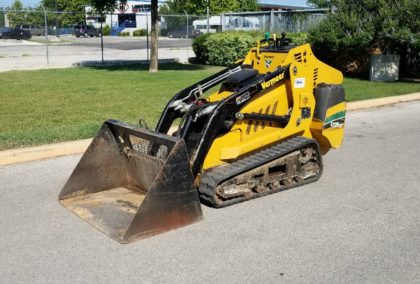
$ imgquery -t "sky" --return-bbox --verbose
[0,0,309,9]
[0,0,39,7]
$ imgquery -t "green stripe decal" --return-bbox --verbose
[325,111,346,123]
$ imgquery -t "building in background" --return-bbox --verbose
[85,0,166,34]
[83,0,314,36]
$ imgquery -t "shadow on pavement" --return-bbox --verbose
[76,60,208,72]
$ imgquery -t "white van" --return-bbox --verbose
[16,24,46,36]
[193,16,221,34]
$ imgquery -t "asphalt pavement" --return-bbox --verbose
[10,35,192,50]
[0,36,193,71]
[68,36,192,50]
[0,101,419,283]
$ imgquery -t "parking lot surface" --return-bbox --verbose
[0,102,419,283]
[0,36,192,71]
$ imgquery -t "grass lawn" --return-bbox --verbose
[0,64,221,150]
[0,64,419,150]
[343,78,420,101]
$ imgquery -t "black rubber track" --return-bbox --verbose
[198,136,323,208]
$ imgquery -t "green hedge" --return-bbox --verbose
[192,31,308,66]
[133,29,148,36]
[192,33,212,63]
[118,31,130,37]
[102,25,110,36]
[160,28,168,36]
[193,32,255,66]
[308,13,373,76]
[307,1,420,77]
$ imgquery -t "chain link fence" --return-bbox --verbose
[0,8,327,71]
[222,10,327,33]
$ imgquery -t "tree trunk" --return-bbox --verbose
[149,0,158,73]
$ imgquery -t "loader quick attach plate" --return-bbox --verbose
[59,120,203,243]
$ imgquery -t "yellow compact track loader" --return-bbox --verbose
[59,34,346,243]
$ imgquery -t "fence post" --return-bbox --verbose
[206,6,210,33]
[221,14,225,32]
[146,13,149,61]
[54,0,59,38]
[184,11,189,61]
[100,13,104,63]
[41,5,49,66]
[270,10,274,33]
[4,10,10,27]
[263,14,266,32]
[110,13,114,36]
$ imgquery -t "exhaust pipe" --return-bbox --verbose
[59,120,203,243]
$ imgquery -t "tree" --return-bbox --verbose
[236,0,258,12]
[7,0,26,26]
[41,0,89,27]
[89,0,118,13]
[59,0,90,26]
[307,0,336,8]
[308,0,420,76]
[160,0,258,15]
[0,10,5,25]
[88,0,159,72]
[7,0,47,27]
[149,0,158,72]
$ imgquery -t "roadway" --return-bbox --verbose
[67,35,192,50]
[0,101,419,283]
[22,35,192,50]
[0,36,193,71]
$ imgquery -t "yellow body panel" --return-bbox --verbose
[207,90,234,103]
[202,44,345,171]
[310,102,346,153]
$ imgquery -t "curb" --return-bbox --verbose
[1,92,419,167]
[346,92,420,111]
[0,139,92,166]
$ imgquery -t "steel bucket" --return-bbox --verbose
[59,119,203,243]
